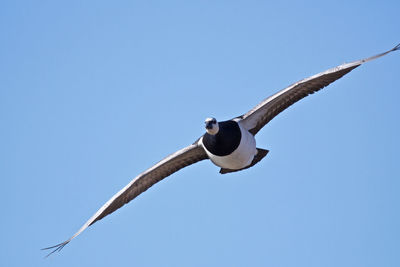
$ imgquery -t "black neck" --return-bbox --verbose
[202,120,241,156]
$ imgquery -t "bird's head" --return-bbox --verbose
[204,117,219,135]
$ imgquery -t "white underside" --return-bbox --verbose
[200,122,257,170]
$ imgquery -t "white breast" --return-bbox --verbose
[201,122,257,170]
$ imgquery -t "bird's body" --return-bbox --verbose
[201,120,258,170]
[43,43,400,257]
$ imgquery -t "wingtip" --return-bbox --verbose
[358,42,400,65]
[41,240,70,258]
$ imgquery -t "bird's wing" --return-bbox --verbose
[43,141,207,256]
[239,44,400,136]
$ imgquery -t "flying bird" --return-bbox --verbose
[43,44,399,256]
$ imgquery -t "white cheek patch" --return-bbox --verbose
[206,122,219,135]
[206,127,218,135]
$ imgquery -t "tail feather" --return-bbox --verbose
[220,148,269,174]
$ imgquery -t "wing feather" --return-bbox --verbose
[240,44,400,135]
[43,141,207,257]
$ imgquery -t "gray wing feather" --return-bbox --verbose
[240,44,400,135]
[43,142,207,256]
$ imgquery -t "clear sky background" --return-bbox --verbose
[1,1,399,266]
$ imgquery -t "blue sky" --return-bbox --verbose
[1,1,399,266]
